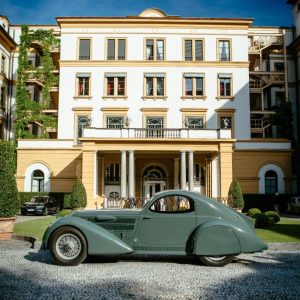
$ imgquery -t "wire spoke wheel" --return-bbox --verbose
[199,255,235,267]
[49,226,87,266]
[56,233,82,260]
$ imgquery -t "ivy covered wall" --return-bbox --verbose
[15,25,59,139]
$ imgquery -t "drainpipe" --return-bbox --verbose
[283,29,289,103]
[7,49,15,141]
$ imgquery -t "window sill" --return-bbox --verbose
[181,96,207,101]
[216,96,235,101]
[73,96,92,100]
[142,96,168,101]
[102,96,128,100]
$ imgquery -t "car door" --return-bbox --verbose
[137,194,196,251]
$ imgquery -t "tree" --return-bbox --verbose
[70,178,87,209]
[0,142,19,217]
[228,178,244,209]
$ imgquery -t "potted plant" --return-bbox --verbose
[0,141,19,240]
[228,178,244,212]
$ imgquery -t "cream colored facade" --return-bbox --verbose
[8,8,296,208]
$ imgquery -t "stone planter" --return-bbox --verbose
[0,217,16,241]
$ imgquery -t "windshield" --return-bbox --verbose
[30,197,48,203]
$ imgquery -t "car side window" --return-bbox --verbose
[150,195,194,213]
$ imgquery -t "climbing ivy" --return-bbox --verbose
[15,25,59,139]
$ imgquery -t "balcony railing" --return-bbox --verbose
[83,128,232,139]
[249,72,285,89]
[249,35,283,52]
[250,118,271,129]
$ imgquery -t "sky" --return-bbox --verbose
[0,0,294,27]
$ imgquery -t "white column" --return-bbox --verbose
[180,151,186,190]
[211,156,219,198]
[188,151,194,191]
[128,150,135,198]
[94,151,98,198]
[121,150,127,198]
[174,158,180,189]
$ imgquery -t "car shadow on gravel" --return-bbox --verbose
[24,250,54,265]
[85,254,200,265]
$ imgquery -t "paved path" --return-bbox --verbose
[0,240,299,300]
[16,215,53,223]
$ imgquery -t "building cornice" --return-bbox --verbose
[56,16,253,29]
[59,60,249,68]
[0,26,17,51]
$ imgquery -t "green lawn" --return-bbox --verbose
[14,216,55,240]
[256,218,300,243]
[14,216,300,243]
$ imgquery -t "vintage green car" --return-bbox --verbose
[42,190,267,267]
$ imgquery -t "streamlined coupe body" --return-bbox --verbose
[42,190,267,266]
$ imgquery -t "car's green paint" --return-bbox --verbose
[42,190,267,257]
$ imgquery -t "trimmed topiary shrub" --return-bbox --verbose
[0,142,19,217]
[248,208,262,218]
[265,211,280,224]
[228,178,244,209]
[267,217,275,227]
[70,178,87,209]
[57,209,73,217]
[253,213,270,228]
[63,194,72,209]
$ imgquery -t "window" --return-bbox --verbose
[1,55,5,74]
[150,195,194,213]
[146,117,164,129]
[185,117,204,129]
[144,73,165,97]
[265,170,278,194]
[31,170,44,192]
[146,117,164,137]
[78,39,91,60]
[106,116,124,128]
[0,87,5,110]
[220,116,232,129]
[218,40,230,61]
[107,38,126,60]
[76,74,90,96]
[184,39,203,61]
[76,115,90,143]
[275,91,285,107]
[218,74,232,98]
[183,73,205,97]
[274,62,284,72]
[105,163,120,183]
[105,73,126,97]
[145,39,165,61]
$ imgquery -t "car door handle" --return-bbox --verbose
[143,216,152,220]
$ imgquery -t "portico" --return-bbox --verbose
[80,135,234,209]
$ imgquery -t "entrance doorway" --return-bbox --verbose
[143,165,166,200]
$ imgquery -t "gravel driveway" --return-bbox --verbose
[0,240,299,300]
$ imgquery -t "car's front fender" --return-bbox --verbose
[42,216,134,255]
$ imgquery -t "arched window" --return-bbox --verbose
[31,169,44,192]
[264,170,278,194]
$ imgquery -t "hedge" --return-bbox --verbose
[0,142,19,217]
[243,194,293,212]
[19,192,71,209]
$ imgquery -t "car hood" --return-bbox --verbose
[23,202,45,206]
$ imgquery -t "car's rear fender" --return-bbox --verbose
[43,216,134,255]
[192,220,241,256]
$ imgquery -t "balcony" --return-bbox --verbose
[83,128,232,140]
[249,72,285,92]
[248,35,283,54]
